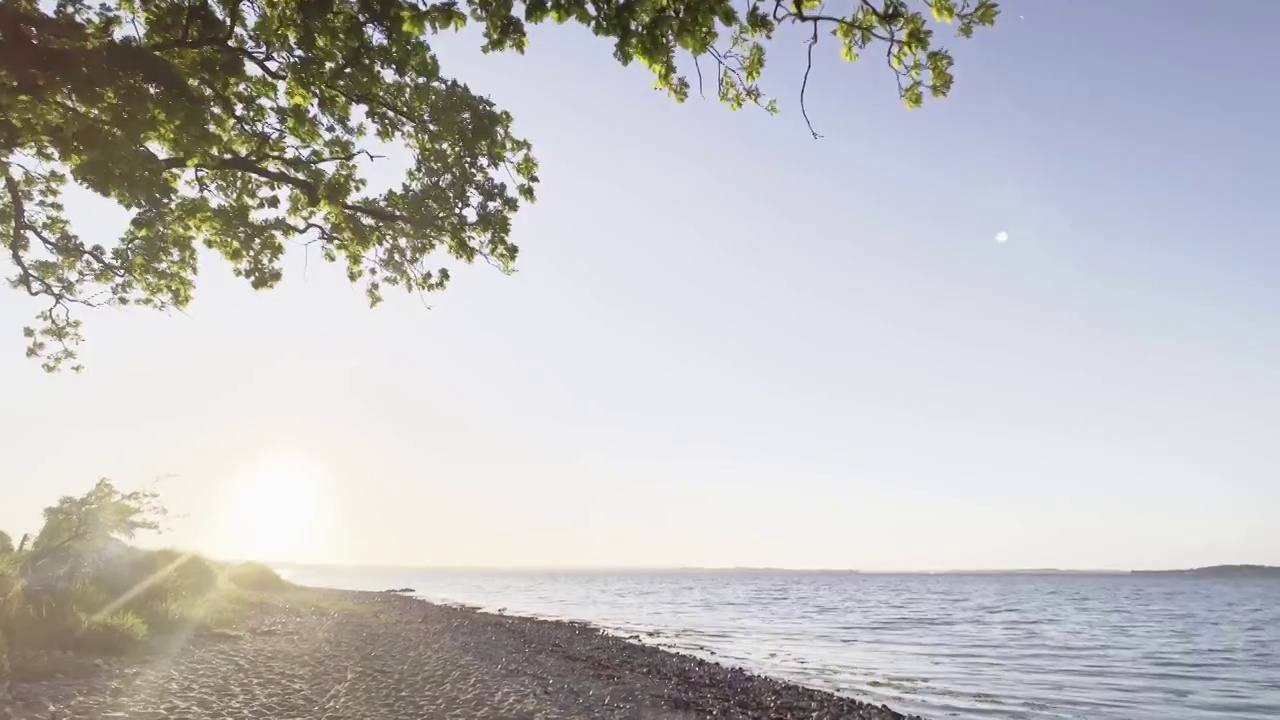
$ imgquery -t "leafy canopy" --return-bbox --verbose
[31,478,165,557]
[2,0,999,370]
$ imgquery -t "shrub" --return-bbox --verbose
[74,611,147,655]
[97,549,221,613]
[226,562,291,592]
[2,481,294,664]
[138,550,220,598]
[0,617,9,679]
[0,562,18,603]
[136,598,198,635]
[199,591,251,631]
[8,592,87,650]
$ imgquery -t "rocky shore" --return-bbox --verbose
[3,588,918,719]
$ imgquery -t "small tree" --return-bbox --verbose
[27,479,165,568]
[0,531,14,556]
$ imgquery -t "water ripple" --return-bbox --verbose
[281,569,1280,720]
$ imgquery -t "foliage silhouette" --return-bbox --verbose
[0,479,289,676]
[2,0,999,370]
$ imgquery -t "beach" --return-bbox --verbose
[2,588,914,720]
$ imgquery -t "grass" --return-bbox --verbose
[226,561,294,592]
[75,611,148,654]
[0,479,309,679]
[0,547,294,679]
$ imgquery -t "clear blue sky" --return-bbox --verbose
[3,1,1277,570]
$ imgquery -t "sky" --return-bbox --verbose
[3,1,1278,571]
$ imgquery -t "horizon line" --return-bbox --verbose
[262,561,1278,575]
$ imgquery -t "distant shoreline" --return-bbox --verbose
[1129,564,1280,577]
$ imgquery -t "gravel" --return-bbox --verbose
[2,589,919,719]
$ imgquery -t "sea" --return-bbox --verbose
[275,567,1280,720]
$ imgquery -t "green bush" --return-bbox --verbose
[3,552,234,657]
[74,611,147,655]
[226,562,291,592]
[135,598,190,635]
[137,550,220,599]
[1,564,23,677]
[89,551,235,638]
[8,592,87,650]
[0,618,9,679]
[95,549,222,614]
[0,562,18,604]
[2,480,290,666]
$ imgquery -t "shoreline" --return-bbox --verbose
[3,587,918,719]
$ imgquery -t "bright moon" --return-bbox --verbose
[222,455,330,562]
[995,231,1010,243]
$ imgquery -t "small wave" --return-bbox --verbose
[302,570,1280,720]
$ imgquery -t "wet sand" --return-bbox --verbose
[2,589,917,719]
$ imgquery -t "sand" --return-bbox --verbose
[2,589,917,719]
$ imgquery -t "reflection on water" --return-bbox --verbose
[278,568,1280,720]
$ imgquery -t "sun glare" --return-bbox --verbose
[221,454,330,562]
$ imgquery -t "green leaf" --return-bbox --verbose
[931,0,956,23]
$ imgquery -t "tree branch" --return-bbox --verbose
[160,154,320,204]
[801,23,821,139]
[3,165,43,298]
[161,154,430,233]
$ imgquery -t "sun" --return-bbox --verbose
[221,454,330,562]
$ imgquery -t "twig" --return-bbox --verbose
[694,54,705,100]
[800,24,821,139]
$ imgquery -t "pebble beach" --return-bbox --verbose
[2,588,917,719]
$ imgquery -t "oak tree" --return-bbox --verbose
[1,0,999,370]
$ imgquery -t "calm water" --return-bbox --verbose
[277,568,1279,720]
